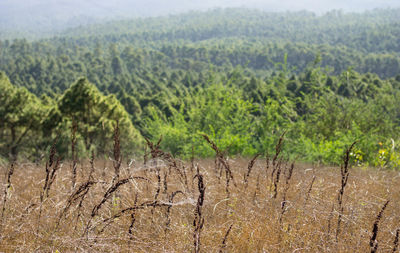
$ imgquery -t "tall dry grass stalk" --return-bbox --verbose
[1,134,400,252]
[219,224,233,253]
[84,176,131,237]
[304,175,316,207]
[272,158,282,199]
[71,119,78,189]
[272,132,286,166]
[279,162,294,224]
[269,132,286,199]
[145,136,187,186]
[113,120,122,180]
[370,200,390,253]
[335,141,357,241]
[201,134,235,198]
[38,138,61,233]
[56,179,96,231]
[393,228,400,253]
[165,190,184,232]
[1,163,14,229]
[72,151,96,231]
[193,167,205,253]
[244,153,260,187]
[128,193,138,242]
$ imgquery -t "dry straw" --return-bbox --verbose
[1,128,399,252]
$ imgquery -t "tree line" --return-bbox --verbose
[0,8,400,167]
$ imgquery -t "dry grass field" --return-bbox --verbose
[1,138,400,252]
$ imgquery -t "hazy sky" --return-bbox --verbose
[1,0,400,33]
[236,0,400,12]
[3,0,400,14]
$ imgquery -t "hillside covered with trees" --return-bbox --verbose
[1,8,400,168]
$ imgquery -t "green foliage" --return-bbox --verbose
[0,72,45,160]
[145,83,258,157]
[1,9,400,168]
[56,78,143,156]
[255,98,297,155]
[373,140,400,170]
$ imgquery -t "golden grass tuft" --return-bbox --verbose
[1,155,400,252]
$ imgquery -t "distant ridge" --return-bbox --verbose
[1,0,400,39]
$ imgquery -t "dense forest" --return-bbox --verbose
[1,8,400,168]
